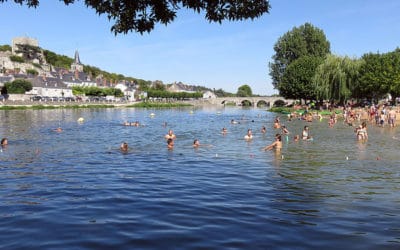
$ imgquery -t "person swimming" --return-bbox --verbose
[120,142,129,152]
[244,129,253,140]
[261,126,266,134]
[167,138,174,150]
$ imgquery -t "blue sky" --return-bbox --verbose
[1,0,399,95]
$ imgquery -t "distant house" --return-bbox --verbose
[202,90,216,99]
[115,82,137,101]
[28,76,73,97]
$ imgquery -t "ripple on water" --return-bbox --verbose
[1,108,400,249]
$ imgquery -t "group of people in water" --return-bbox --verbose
[118,115,316,153]
[115,103,398,154]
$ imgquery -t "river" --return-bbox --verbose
[0,107,399,249]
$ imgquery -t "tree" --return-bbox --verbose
[279,55,323,101]
[4,0,271,34]
[3,79,33,94]
[0,44,11,52]
[269,22,331,89]
[357,50,400,102]
[237,84,253,97]
[313,54,362,105]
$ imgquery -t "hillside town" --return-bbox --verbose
[0,37,216,104]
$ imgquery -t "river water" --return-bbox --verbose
[1,107,400,249]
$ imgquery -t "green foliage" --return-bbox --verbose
[146,89,202,99]
[72,86,123,97]
[313,55,362,104]
[15,44,44,63]
[358,50,400,102]
[9,55,25,63]
[4,79,33,94]
[214,88,235,97]
[26,69,39,76]
[279,55,323,101]
[269,22,331,89]
[237,84,253,97]
[43,50,73,69]
[32,63,42,69]
[0,44,11,52]
[2,0,271,34]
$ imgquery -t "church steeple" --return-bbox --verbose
[71,50,83,72]
[74,50,81,64]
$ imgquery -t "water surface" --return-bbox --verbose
[1,107,400,249]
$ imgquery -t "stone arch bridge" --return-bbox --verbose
[206,97,295,108]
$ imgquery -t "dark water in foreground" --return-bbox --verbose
[1,107,400,249]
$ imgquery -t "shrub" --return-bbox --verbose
[9,55,25,63]
[4,79,33,94]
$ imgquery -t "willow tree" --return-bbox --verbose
[313,54,362,105]
[2,0,271,34]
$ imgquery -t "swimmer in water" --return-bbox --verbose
[244,129,253,140]
[261,126,266,134]
[192,139,212,148]
[302,126,309,140]
[54,127,63,132]
[273,117,281,129]
[221,127,228,135]
[167,138,174,150]
[263,134,282,151]
[1,138,8,147]
[120,142,128,152]
[165,129,176,140]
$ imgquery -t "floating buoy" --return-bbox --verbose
[150,113,155,117]
[77,117,84,123]
[189,110,194,114]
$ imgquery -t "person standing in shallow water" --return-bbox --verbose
[263,134,282,151]
[165,129,176,140]
[244,129,253,140]
[302,126,309,140]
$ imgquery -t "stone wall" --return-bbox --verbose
[12,37,39,54]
